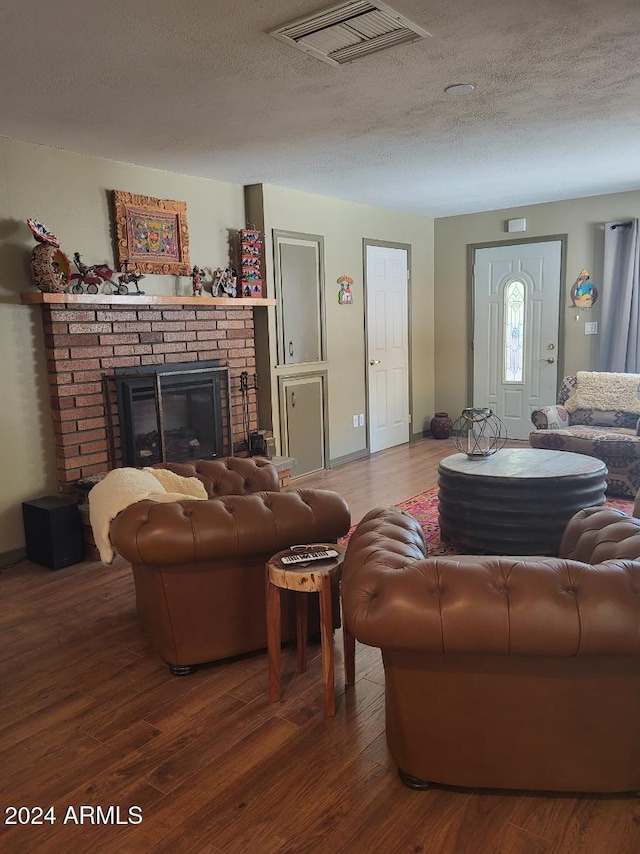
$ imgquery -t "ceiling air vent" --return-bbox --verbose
[269,0,431,66]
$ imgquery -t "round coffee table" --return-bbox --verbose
[438,448,608,555]
[265,544,353,717]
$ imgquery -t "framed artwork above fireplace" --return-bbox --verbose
[112,190,191,276]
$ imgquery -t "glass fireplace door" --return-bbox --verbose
[115,365,231,467]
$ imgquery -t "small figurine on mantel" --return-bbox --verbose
[117,261,145,295]
[191,265,206,296]
[213,266,237,298]
[69,252,118,294]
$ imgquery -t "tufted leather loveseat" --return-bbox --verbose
[341,504,640,793]
[110,457,351,674]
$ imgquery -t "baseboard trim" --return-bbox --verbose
[328,449,370,468]
[0,547,27,569]
[418,431,452,444]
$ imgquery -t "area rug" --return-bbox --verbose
[342,487,634,556]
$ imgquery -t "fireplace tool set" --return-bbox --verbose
[240,371,268,456]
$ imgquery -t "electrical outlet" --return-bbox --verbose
[358,413,365,426]
[584,321,598,335]
[352,414,359,428]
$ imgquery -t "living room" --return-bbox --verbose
[4,145,640,560]
[2,0,640,559]
[3,0,640,850]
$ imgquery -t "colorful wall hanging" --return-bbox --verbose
[112,191,191,276]
[239,228,264,298]
[569,269,598,319]
[337,275,354,304]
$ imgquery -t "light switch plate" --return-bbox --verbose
[584,321,598,335]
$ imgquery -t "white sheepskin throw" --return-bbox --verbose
[564,371,640,414]
[141,466,208,498]
[88,467,207,565]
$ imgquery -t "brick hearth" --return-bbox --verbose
[39,301,258,492]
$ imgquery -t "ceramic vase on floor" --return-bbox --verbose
[430,412,453,439]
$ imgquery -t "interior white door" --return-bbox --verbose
[473,241,562,440]
[366,244,409,453]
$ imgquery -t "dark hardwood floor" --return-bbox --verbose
[1,438,639,853]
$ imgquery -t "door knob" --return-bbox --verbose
[540,356,555,364]
[369,359,381,366]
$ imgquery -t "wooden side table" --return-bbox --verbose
[266,544,354,717]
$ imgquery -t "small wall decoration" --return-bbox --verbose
[27,218,71,293]
[239,228,264,298]
[112,191,191,276]
[337,275,354,305]
[569,269,598,319]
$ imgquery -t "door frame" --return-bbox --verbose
[467,234,568,409]
[363,238,413,453]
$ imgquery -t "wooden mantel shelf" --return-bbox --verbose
[20,292,276,307]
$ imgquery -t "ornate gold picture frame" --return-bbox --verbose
[112,191,191,275]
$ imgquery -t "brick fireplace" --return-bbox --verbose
[33,297,260,494]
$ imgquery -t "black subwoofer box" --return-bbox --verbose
[22,496,84,570]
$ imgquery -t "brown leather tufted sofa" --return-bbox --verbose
[110,457,351,674]
[341,504,640,793]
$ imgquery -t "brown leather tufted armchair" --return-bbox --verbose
[341,505,640,793]
[110,457,351,674]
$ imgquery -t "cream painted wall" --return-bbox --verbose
[0,139,434,554]
[434,191,640,418]
[0,138,245,553]
[259,184,435,464]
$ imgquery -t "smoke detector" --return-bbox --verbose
[269,1,431,66]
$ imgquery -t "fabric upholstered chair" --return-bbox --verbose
[529,373,640,498]
[341,504,640,793]
[108,457,351,674]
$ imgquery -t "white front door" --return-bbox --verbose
[366,244,410,453]
[473,241,562,440]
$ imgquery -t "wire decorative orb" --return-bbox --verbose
[451,407,508,458]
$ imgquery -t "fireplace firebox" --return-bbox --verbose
[110,361,232,467]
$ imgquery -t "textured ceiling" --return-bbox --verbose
[3,0,640,217]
